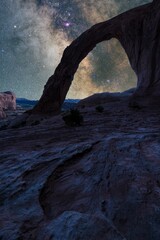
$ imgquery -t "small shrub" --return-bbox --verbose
[31,120,40,126]
[62,109,83,126]
[81,105,85,109]
[95,105,104,113]
[11,120,26,128]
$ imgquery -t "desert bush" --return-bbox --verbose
[62,109,83,126]
[95,105,104,113]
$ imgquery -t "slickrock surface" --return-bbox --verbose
[0,91,160,240]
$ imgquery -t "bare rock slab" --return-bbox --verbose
[0,92,160,239]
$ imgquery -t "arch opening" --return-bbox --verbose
[67,39,136,100]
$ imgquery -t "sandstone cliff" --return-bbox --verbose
[0,92,16,118]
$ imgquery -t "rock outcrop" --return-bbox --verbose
[0,91,16,118]
[1,91,160,239]
[30,0,160,115]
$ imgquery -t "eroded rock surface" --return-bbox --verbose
[0,91,160,239]
[0,92,16,118]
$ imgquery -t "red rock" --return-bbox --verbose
[0,91,16,118]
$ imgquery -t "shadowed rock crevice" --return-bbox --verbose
[39,142,98,219]
[30,0,160,115]
[38,134,160,240]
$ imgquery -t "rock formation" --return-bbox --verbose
[30,0,160,115]
[1,91,160,239]
[0,91,16,118]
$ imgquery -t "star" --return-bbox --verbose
[63,21,71,27]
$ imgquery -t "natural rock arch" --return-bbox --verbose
[31,0,160,115]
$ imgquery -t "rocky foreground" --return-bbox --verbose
[0,90,160,240]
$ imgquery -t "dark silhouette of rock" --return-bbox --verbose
[0,91,16,118]
[30,0,160,115]
[1,91,160,239]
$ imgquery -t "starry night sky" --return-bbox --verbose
[0,0,151,100]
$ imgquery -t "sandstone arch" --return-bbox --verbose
[31,0,160,115]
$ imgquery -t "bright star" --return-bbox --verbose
[63,22,71,27]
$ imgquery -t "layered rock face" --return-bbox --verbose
[31,0,160,115]
[1,91,160,240]
[0,91,16,118]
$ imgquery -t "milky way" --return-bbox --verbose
[0,0,151,99]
